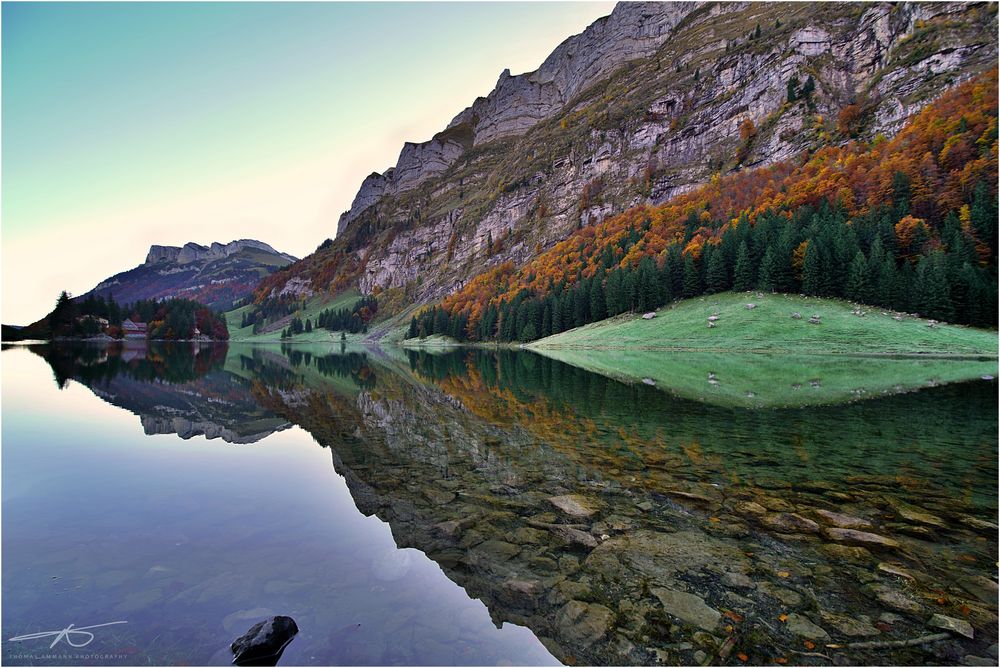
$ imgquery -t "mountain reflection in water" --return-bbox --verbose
[4,341,997,666]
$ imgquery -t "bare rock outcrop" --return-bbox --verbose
[266,2,997,308]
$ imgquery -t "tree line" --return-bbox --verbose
[44,291,229,340]
[278,295,378,339]
[409,183,997,343]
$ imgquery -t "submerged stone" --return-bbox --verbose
[585,530,750,584]
[762,512,820,533]
[824,527,900,549]
[959,515,999,533]
[928,613,975,639]
[551,525,599,548]
[722,571,754,589]
[784,613,829,640]
[877,562,915,581]
[732,500,768,516]
[871,584,922,614]
[885,497,946,528]
[556,600,614,647]
[758,582,803,607]
[814,509,873,529]
[652,588,721,632]
[548,494,599,518]
[819,611,879,637]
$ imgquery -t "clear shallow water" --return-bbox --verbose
[1,345,556,666]
[2,342,998,666]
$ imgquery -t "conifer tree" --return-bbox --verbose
[682,255,700,297]
[589,278,607,322]
[845,251,871,303]
[916,252,953,321]
[606,270,624,316]
[757,247,777,292]
[705,244,728,293]
[733,241,754,291]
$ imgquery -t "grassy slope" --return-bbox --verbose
[226,289,361,342]
[400,334,462,349]
[529,292,998,356]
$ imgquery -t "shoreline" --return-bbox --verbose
[11,337,998,362]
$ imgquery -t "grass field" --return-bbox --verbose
[400,334,462,349]
[225,289,361,342]
[529,292,998,356]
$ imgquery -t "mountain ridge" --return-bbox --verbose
[252,0,996,326]
[144,239,295,266]
[84,238,297,313]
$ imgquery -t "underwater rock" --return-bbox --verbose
[928,613,974,639]
[784,613,830,640]
[824,528,900,549]
[813,509,873,530]
[548,494,599,518]
[652,587,721,632]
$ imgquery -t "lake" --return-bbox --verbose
[2,342,997,666]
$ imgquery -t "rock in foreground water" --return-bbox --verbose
[231,615,299,666]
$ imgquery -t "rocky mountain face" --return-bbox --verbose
[86,239,296,311]
[259,1,997,313]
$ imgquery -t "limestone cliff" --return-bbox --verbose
[262,1,997,312]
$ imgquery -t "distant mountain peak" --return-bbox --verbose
[79,238,298,311]
[145,239,296,265]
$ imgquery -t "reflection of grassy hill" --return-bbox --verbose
[223,342,372,398]
[533,348,998,408]
[529,292,999,356]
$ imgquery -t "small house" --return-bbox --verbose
[121,319,147,339]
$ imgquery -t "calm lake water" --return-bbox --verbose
[2,342,997,666]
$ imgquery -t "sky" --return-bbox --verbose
[1,1,615,324]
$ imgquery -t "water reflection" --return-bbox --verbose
[33,342,290,443]
[4,342,998,666]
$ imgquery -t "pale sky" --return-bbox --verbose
[2,1,615,324]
